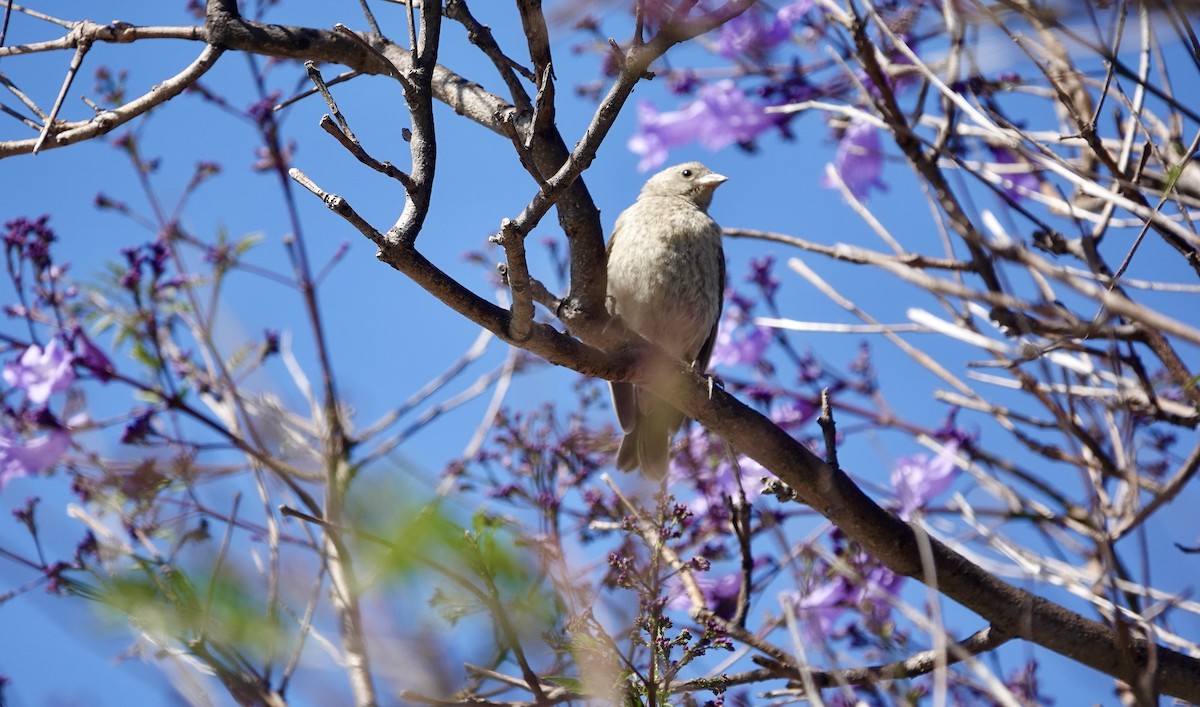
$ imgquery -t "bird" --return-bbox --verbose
[606,161,727,479]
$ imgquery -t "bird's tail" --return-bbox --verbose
[634,409,672,480]
[618,396,683,480]
[615,425,642,473]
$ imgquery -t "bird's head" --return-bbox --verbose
[640,161,728,211]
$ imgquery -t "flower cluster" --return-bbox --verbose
[714,1,812,60]
[890,439,960,520]
[588,1,1046,207]
[781,544,903,643]
[1,219,117,492]
[0,334,116,491]
[709,293,772,370]
[629,80,783,172]
[822,117,886,200]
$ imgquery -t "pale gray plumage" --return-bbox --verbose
[606,161,727,479]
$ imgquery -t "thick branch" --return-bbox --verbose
[506,0,758,339]
[661,364,1200,702]
[302,163,1200,699]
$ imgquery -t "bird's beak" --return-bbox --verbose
[696,173,728,189]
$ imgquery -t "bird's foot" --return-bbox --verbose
[705,374,724,400]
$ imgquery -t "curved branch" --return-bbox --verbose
[299,163,1200,701]
[15,0,1199,700]
[0,42,222,158]
[671,626,1012,694]
[667,366,1200,702]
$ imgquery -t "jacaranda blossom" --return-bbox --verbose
[629,81,779,171]
[667,570,742,619]
[988,146,1040,201]
[0,424,70,492]
[771,399,817,430]
[822,117,887,200]
[715,0,813,59]
[709,316,771,368]
[710,294,771,369]
[781,577,850,643]
[3,340,75,405]
[668,425,765,529]
[715,8,789,59]
[891,440,960,519]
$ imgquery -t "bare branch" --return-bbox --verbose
[0,43,222,157]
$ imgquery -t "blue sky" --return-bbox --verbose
[3,1,1200,704]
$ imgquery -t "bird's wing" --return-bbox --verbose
[610,381,637,433]
[693,245,725,373]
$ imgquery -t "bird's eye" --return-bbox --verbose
[681,169,693,178]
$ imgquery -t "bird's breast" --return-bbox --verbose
[606,200,723,361]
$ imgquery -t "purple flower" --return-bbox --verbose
[667,570,742,619]
[667,71,699,95]
[784,554,903,642]
[846,556,902,606]
[3,341,75,405]
[933,407,975,448]
[988,146,1040,201]
[246,92,281,126]
[715,1,812,59]
[628,102,704,171]
[694,81,780,150]
[710,295,771,369]
[710,318,771,369]
[822,118,887,200]
[687,456,764,518]
[771,399,817,430]
[777,0,814,23]
[0,424,70,492]
[629,81,778,171]
[891,441,959,519]
[121,410,155,445]
[748,255,780,300]
[668,426,765,524]
[4,215,55,271]
[715,8,790,59]
[782,577,850,642]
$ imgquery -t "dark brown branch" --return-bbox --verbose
[318,114,413,189]
[50,2,1199,699]
[504,0,758,341]
[288,167,629,379]
[299,147,1200,698]
[664,363,1200,703]
[381,0,439,249]
[494,220,535,342]
[527,63,555,150]
[305,61,414,189]
[202,0,517,138]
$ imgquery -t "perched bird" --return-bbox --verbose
[606,161,727,479]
